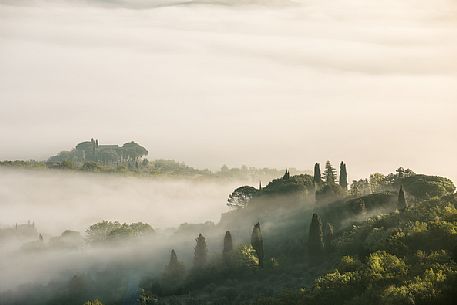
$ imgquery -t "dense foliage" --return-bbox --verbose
[86,221,154,243]
[301,194,457,305]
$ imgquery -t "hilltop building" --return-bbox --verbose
[0,221,38,240]
[47,139,148,166]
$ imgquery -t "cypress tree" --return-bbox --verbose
[251,223,264,268]
[169,249,178,266]
[283,169,290,180]
[308,213,324,257]
[193,233,207,268]
[398,185,407,211]
[313,163,322,184]
[324,223,334,252]
[223,231,233,261]
[339,162,348,189]
[162,249,185,284]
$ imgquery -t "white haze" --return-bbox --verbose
[0,167,246,292]
[0,0,456,183]
[0,229,227,292]
[0,168,240,234]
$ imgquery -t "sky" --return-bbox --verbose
[0,0,456,182]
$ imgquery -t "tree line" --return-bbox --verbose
[162,184,407,289]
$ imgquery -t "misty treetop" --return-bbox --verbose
[86,220,154,243]
[193,233,208,269]
[223,230,233,259]
[225,162,455,211]
[362,169,455,201]
[227,186,259,208]
[398,185,407,211]
[349,178,371,197]
[262,173,315,196]
[323,222,334,252]
[161,249,185,288]
[226,171,316,208]
[308,213,324,257]
[251,222,264,268]
[49,139,148,165]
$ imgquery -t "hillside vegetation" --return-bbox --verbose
[134,163,457,305]
[1,162,456,305]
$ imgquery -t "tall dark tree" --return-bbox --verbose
[324,223,334,252]
[308,214,324,257]
[339,162,348,189]
[324,161,337,184]
[251,223,264,268]
[223,231,233,261]
[169,249,178,267]
[162,249,185,284]
[398,185,407,211]
[193,233,207,268]
[313,163,322,184]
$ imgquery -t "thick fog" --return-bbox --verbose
[0,167,247,292]
[0,0,456,183]
[0,168,239,234]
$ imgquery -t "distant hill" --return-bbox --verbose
[0,138,309,182]
[47,138,148,166]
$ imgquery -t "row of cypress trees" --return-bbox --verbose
[164,222,265,283]
[314,160,348,188]
[165,215,330,277]
[314,162,409,210]
[164,186,407,280]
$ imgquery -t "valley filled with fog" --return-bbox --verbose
[0,167,244,293]
[0,1,456,304]
[0,168,237,234]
